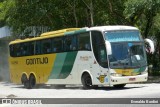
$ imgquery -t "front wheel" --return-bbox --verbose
[81,73,93,89]
[113,84,126,88]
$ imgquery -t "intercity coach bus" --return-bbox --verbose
[9,26,154,89]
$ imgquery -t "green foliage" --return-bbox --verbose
[0,0,128,36]
[0,0,160,74]
[0,0,15,27]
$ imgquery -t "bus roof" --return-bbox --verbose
[9,26,138,45]
[87,26,138,32]
[9,28,81,44]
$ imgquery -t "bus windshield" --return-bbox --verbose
[105,31,147,69]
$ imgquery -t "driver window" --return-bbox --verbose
[91,31,108,68]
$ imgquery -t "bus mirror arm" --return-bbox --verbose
[144,39,155,54]
[105,41,112,55]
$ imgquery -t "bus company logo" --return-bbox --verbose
[2,99,11,104]
[80,56,91,61]
[26,57,48,65]
[97,75,106,83]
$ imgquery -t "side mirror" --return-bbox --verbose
[144,39,155,54]
[105,41,112,55]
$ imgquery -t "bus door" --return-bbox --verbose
[91,31,110,85]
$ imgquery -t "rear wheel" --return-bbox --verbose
[21,74,30,89]
[29,75,36,89]
[24,80,31,89]
[113,84,126,88]
[81,73,93,89]
[21,74,27,85]
[21,74,36,89]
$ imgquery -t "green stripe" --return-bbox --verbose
[58,51,78,79]
[49,53,67,79]
[74,29,86,34]
[133,66,147,73]
[64,29,87,36]
[49,52,78,79]
[139,66,146,72]
[64,31,75,35]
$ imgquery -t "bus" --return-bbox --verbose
[9,26,154,89]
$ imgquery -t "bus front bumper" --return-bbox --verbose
[110,73,148,85]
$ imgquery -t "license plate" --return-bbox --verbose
[129,78,136,81]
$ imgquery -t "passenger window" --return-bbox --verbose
[52,37,63,53]
[42,39,51,54]
[35,41,41,55]
[21,43,29,56]
[15,44,21,57]
[9,45,15,57]
[28,42,35,55]
[64,36,72,51]
[78,32,91,51]
[64,35,77,51]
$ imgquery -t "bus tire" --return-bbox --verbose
[29,74,36,89]
[21,74,30,89]
[24,80,31,89]
[113,84,126,88]
[81,73,93,89]
[21,74,27,85]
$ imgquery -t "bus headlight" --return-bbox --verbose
[111,73,122,77]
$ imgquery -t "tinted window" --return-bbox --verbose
[21,42,29,56]
[28,42,35,56]
[10,33,91,57]
[10,41,35,57]
[91,31,108,68]
[42,39,51,54]
[9,45,17,57]
[52,37,63,53]
[64,35,77,51]
[35,41,41,55]
[78,32,91,51]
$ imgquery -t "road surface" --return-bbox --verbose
[0,82,160,98]
[0,82,160,107]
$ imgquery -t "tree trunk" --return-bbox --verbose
[90,0,94,26]
[82,0,94,27]
[73,0,78,27]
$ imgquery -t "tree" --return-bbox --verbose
[124,0,160,69]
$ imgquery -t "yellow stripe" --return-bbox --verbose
[114,69,138,76]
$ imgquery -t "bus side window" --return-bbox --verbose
[15,44,21,57]
[28,42,35,56]
[52,37,63,53]
[71,35,77,51]
[78,32,91,51]
[64,35,77,51]
[64,36,72,51]
[42,39,51,54]
[35,41,41,55]
[9,45,15,57]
